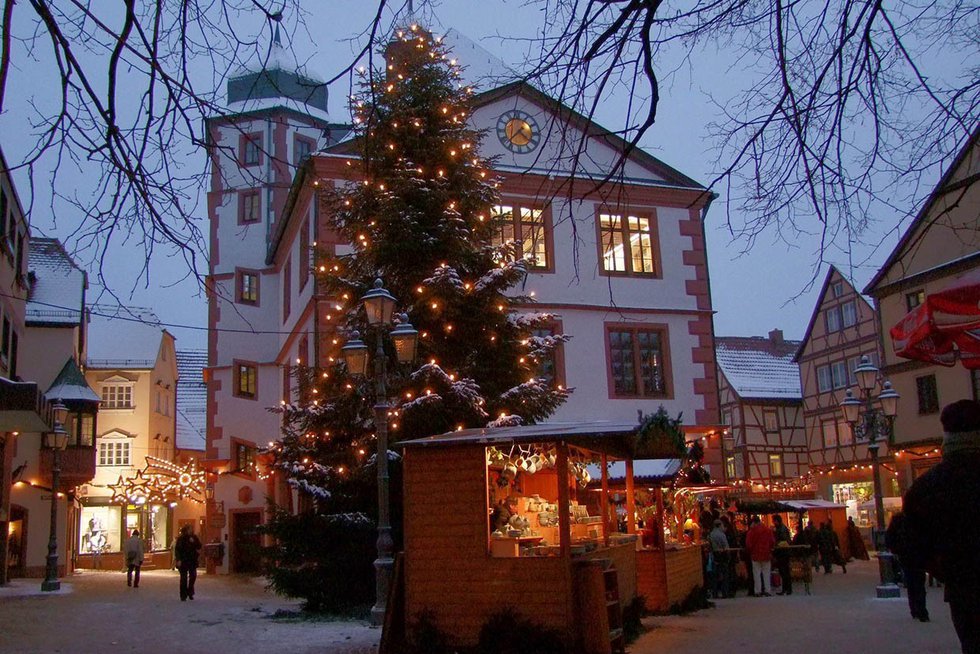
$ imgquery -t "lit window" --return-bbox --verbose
[238,271,259,304]
[234,442,256,474]
[607,326,668,397]
[726,456,737,480]
[236,364,257,398]
[768,454,783,477]
[599,212,657,275]
[491,204,550,269]
[101,384,133,409]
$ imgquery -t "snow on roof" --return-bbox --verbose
[86,305,165,369]
[223,96,332,124]
[26,238,86,325]
[442,28,518,90]
[175,349,207,451]
[715,335,802,400]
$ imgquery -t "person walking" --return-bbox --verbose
[708,519,731,599]
[174,525,202,601]
[904,399,980,654]
[886,511,929,622]
[124,529,144,588]
[745,515,775,596]
[817,522,846,573]
[772,514,793,595]
[846,516,870,560]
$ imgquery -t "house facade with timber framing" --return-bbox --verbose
[864,125,980,490]
[715,330,807,495]
[794,267,895,515]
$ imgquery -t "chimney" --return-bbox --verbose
[768,329,784,345]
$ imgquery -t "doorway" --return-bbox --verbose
[230,510,262,573]
[6,505,26,578]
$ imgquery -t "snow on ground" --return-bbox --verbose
[0,569,379,654]
[0,560,962,653]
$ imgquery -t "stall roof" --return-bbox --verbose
[781,499,846,511]
[738,498,845,514]
[399,421,640,457]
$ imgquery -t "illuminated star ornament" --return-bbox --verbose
[108,457,207,505]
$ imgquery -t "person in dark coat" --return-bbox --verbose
[846,516,870,560]
[886,511,928,622]
[817,522,847,574]
[904,399,980,654]
[772,514,793,595]
[174,525,203,601]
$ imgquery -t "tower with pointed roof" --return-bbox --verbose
[204,22,350,572]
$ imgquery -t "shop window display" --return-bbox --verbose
[79,505,122,554]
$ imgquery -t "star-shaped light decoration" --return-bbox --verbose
[142,456,206,503]
[108,469,160,505]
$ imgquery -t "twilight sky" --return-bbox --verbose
[1,1,940,351]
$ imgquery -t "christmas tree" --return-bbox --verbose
[262,25,569,611]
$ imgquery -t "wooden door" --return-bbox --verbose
[231,510,262,573]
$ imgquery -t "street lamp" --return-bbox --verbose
[41,401,70,592]
[341,279,419,625]
[839,355,901,599]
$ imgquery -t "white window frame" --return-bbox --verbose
[98,439,131,467]
[817,365,832,393]
[842,300,857,328]
[831,361,848,389]
[101,378,135,410]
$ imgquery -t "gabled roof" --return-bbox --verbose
[793,266,873,362]
[45,357,99,403]
[865,125,980,295]
[715,335,802,401]
[471,81,706,190]
[175,349,207,451]
[87,305,169,370]
[27,238,87,326]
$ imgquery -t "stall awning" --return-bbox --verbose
[738,498,845,514]
[399,421,641,458]
[585,458,683,484]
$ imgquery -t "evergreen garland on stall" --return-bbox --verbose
[261,25,569,612]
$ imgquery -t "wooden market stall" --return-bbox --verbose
[399,423,644,654]
[586,459,713,613]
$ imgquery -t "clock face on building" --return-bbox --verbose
[497,110,540,154]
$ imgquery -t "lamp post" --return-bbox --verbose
[341,279,418,625]
[839,355,901,599]
[41,401,70,592]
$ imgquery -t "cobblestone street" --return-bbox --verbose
[0,560,963,653]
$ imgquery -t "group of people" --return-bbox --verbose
[122,524,203,600]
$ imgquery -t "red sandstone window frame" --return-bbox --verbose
[230,437,258,479]
[234,360,258,400]
[238,190,262,225]
[294,134,316,165]
[595,207,662,278]
[239,132,263,167]
[603,322,673,400]
[283,256,292,323]
[299,219,310,292]
[236,268,260,305]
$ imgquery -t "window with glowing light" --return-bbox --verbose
[606,324,669,398]
[235,362,257,399]
[598,211,659,276]
[237,270,259,304]
[768,453,784,478]
[234,441,256,475]
[490,204,551,270]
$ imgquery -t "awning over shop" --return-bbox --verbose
[737,498,845,514]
